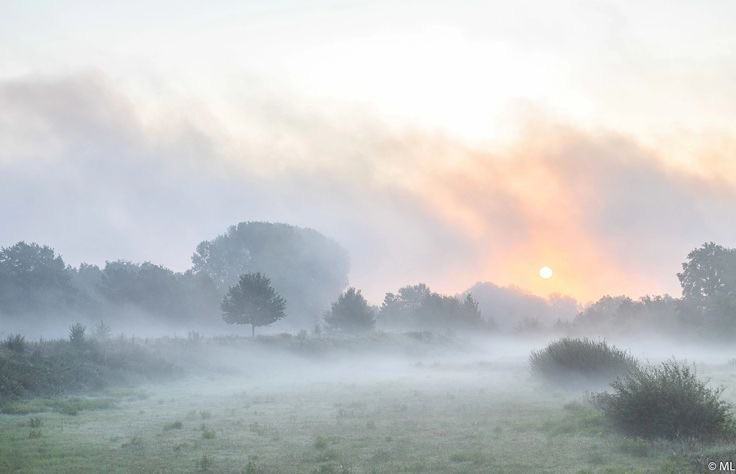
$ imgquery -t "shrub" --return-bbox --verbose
[596,360,734,439]
[68,323,86,347]
[3,334,26,353]
[530,338,638,385]
[0,333,176,400]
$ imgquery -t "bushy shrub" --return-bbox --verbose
[530,338,638,385]
[595,360,734,440]
[0,334,176,400]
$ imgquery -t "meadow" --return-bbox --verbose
[2,335,735,473]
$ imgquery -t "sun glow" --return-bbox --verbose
[539,266,553,280]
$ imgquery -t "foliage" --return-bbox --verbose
[0,335,175,401]
[572,294,679,335]
[678,242,736,333]
[0,241,78,314]
[595,360,734,440]
[324,288,375,334]
[222,273,286,336]
[3,334,26,353]
[379,284,485,330]
[192,221,349,326]
[98,261,219,322]
[68,323,87,347]
[530,338,638,385]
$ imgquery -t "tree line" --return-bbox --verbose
[0,221,490,335]
[565,242,736,338]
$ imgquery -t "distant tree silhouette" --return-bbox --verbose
[97,260,219,321]
[0,241,77,314]
[192,222,348,327]
[678,242,736,330]
[324,287,375,334]
[221,273,286,336]
[379,283,486,330]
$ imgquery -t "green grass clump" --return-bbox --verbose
[530,338,638,386]
[596,360,734,440]
[163,420,183,430]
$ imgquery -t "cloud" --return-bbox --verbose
[2,73,736,303]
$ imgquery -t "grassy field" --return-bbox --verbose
[1,341,735,473]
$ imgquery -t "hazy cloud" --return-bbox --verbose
[2,73,736,302]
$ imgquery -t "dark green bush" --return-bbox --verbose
[530,338,638,385]
[596,360,734,440]
[0,334,175,400]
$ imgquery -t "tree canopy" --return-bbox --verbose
[379,283,484,330]
[192,222,349,328]
[677,242,736,330]
[324,287,375,334]
[221,273,286,336]
[0,241,77,314]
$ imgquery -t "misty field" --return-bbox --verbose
[2,336,736,473]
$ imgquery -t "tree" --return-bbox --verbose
[379,283,485,330]
[677,242,736,332]
[678,243,736,308]
[192,222,349,328]
[98,260,219,322]
[0,241,77,314]
[458,294,482,326]
[324,288,375,334]
[221,273,286,336]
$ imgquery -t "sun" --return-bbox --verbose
[539,266,553,280]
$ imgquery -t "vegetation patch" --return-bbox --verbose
[163,420,183,431]
[0,329,176,401]
[0,397,116,415]
[530,338,638,386]
[595,360,734,440]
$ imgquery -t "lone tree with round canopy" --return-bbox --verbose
[221,273,286,336]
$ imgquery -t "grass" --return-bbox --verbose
[1,341,734,473]
[0,369,727,473]
[0,397,116,415]
[163,420,183,431]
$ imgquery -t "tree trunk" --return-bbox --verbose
[251,324,255,337]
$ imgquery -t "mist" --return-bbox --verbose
[5,1,736,472]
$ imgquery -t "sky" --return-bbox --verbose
[2,0,736,303]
